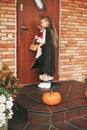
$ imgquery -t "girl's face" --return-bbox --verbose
[40,19,49,28]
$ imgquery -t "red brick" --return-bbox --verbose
[60,0,87,82]
[0,0,16,72]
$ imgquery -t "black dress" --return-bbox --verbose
[32,27,55,77]
[38,28,55,76]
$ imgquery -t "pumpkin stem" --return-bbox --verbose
[50,90,53,94]
[50,86,54,93]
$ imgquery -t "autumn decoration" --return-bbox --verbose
[0,63,23,95]
[42,91,62,105]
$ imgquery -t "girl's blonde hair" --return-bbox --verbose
[40,16,58,47]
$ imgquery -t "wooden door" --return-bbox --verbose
[17,0,59,84]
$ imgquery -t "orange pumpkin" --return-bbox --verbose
[42,91,62,105]
[85,90,87,98]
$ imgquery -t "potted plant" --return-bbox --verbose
[0,63,23,129]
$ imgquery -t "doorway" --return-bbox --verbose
[17,0,60,84]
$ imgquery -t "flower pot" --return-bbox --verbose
[0,119,8,130]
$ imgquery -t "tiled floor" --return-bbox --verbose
[8,80,87,130]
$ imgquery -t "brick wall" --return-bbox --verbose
[59,0,87,82]
[0,0,16,71]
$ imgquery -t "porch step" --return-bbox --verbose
[8,104,28,130]
[8,80,87,130]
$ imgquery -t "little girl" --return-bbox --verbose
[35,16,58,88]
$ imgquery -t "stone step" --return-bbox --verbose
[8,80,87,130]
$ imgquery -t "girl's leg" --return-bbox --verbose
[38,74,53,88]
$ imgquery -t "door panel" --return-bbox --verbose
[17,0,59,84]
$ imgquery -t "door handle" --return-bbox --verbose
[20,23,28,36]
[20,25,28,30]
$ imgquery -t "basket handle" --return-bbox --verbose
[32,38,36,44]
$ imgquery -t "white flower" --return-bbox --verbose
[0,95,6,103]
[0,113,6,120]
[0,120,4,128]
[7,110,13,119]
[9,109,14,115]
[0,104,5,112]
[6,100,13,109]
[0,94,14,128]
[8,96,14,102]
[0,122,3,127]
[0,113,6,127]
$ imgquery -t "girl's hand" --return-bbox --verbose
[35,35,39,40]
[37,26,42,30]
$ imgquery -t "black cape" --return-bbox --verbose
[31,28,55,76]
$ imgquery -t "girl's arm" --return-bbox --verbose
[35,29,46,46]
